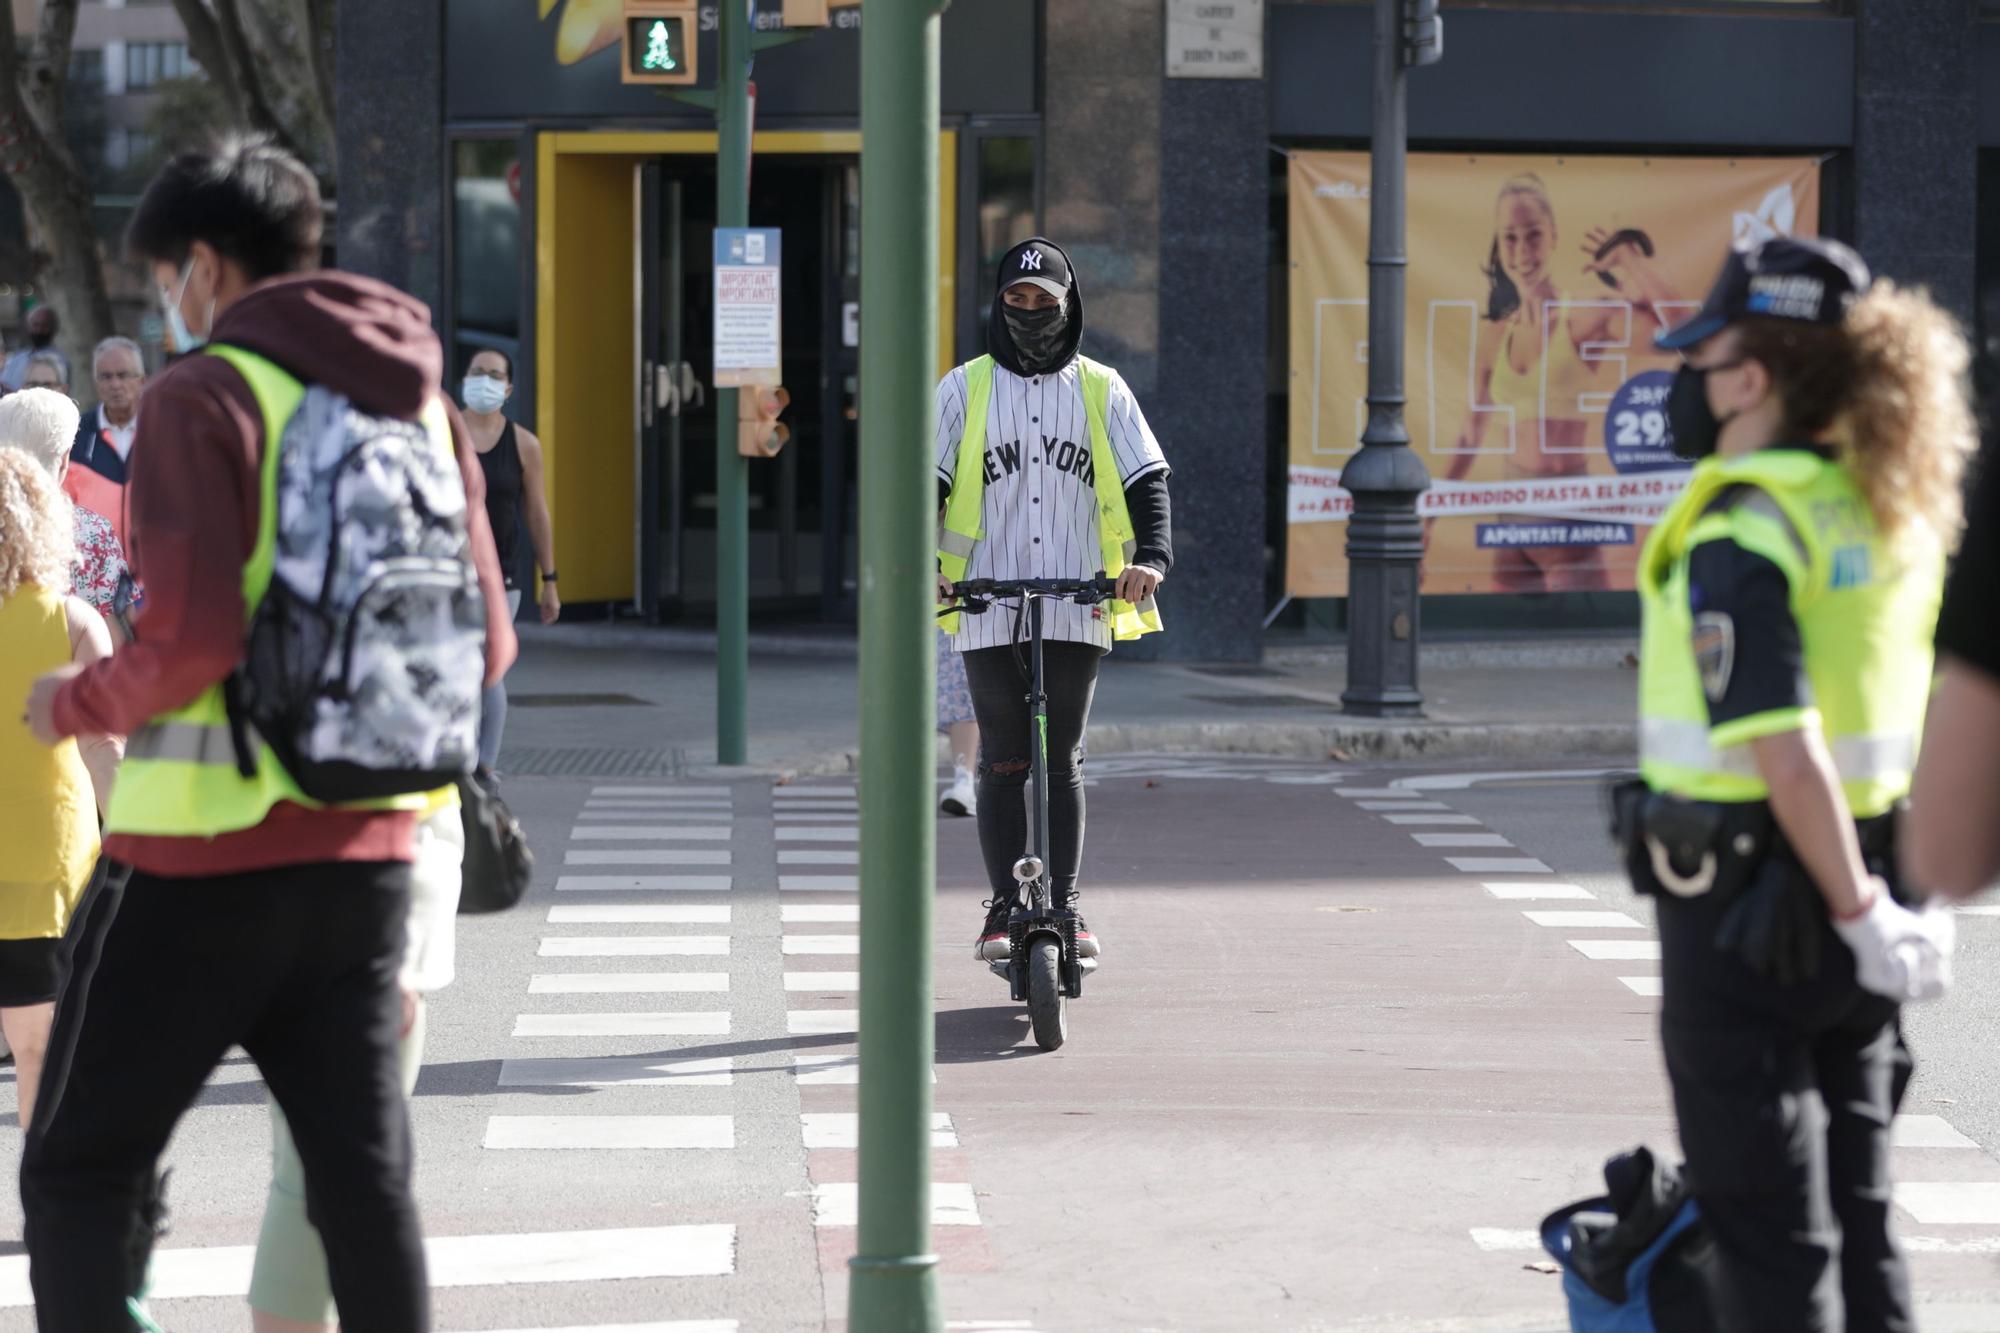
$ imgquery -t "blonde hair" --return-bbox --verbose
[1484,173,1557,321]
[0,446,72,600]
[1737,281,1978,554]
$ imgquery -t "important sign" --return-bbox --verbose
[714,228,783,389]
[1165,0,1263,80]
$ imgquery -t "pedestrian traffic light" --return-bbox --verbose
[1401,0,1443,67]
[738,385,790,457]
[621,1,697,85]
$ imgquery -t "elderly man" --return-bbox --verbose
[0,387,132,621]
[66,336,146,546]
[2,305,67,390]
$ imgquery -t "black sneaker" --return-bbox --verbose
[975,897,1014,961]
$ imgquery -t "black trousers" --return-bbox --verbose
[21,860,428,1332]
[962,642,1103,901]
[1658,884,1914,1333]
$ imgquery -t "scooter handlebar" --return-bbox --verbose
[949,575,1118,600]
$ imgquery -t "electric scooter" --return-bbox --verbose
[942,575,1115,1051]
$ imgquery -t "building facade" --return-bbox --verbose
[63,0,194,175]
[336,0,1995,662]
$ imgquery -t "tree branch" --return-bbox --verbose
[35,0,80,86]
[215,0,310,160]
[169,0,246,122]
[303,0,337,173]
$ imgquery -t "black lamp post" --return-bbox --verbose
[1342,0,1441,718]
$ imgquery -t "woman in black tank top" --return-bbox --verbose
[477,421,525,589]
[462,349,559,776]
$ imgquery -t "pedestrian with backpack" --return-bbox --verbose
[17,135,514,1331]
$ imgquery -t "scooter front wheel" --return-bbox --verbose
[1026,936,1067,1051]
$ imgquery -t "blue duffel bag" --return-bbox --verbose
[1539,1147,1720,1333]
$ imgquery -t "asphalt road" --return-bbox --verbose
[0,756,1994,1331]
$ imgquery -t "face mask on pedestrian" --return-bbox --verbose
[162,256,215,354]
[1003,301,1070,373]
[1665,359,1746,462]
[462,375,508,414]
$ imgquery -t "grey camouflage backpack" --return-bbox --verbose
[232,372,486,802]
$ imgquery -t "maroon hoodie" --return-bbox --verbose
[53,271,518,877]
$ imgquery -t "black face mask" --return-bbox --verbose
[1665,361,1742,462]
[1003,303,1069,372]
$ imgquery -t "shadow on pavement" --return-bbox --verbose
[406,1031,860,1097]
[934,1003,1036,1063]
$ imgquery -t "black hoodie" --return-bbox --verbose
[945,240,1173,573]
[988,237,1086,377]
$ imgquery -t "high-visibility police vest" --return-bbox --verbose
[104,345,444,838]
[1636,447,1940,820]
[935,354,1163,641]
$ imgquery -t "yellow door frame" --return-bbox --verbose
[530,128,958,603]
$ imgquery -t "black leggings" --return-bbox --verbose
[22,860,428,1332]
[961,642,1103,901]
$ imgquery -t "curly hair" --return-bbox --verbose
[1736,281,1978,555]
[0,447,73,601]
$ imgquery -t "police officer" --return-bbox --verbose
[1627,235,1968,1331]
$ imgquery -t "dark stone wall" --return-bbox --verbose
[335,0,445,326]
[1044,0,1162,394]
[1852,0,1978,322]
[1144,75,1270,663]
[1045,1,1268,661]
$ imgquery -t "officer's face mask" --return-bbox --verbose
[1665,357,1747,461]
[1003,299,1070,373]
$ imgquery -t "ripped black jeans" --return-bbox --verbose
[960,642,1104,903]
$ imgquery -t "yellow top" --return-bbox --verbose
[0,585,99,939]
[1486,299,1599,426]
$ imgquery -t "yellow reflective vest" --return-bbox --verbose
[936,354,1163,641]
[104,345,444,838]
[1636,447,1940,820]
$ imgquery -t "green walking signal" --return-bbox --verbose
[620,2,696,85]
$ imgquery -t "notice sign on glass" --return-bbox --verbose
[1165,0,1262,80]
[714,227,782,388]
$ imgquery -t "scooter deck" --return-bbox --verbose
[989,956,1098,980]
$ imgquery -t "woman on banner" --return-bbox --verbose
[1446,173,1680,592]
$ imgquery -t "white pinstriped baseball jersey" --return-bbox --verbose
[935,358,1168,652]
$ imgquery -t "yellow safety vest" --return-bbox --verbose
[936,355,1163,641]
[105,345,446,838]
[1636,447,1940,819]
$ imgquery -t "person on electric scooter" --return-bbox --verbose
[935,237,1173,963]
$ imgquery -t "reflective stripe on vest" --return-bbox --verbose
[124,720,241,766]
[103,345,442,838]
[935,355,1163,641]
[1635,449,1941,820]
[1640,718,1916,785]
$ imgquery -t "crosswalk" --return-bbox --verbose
[1328,780,2000,1270]
[27,777,1036,1331]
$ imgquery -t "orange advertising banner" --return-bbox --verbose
[1286,152,1821,597]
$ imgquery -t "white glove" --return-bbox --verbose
[1832,880,1955,1003]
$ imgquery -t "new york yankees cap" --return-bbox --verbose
[1656,235,1870,351]
[1002,238,1071,301]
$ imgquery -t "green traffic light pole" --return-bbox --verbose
[849,1,948,1330]
[713,0,752,766]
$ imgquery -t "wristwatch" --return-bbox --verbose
[541,569,558,584]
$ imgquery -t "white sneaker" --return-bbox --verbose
[940,764,976,817]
